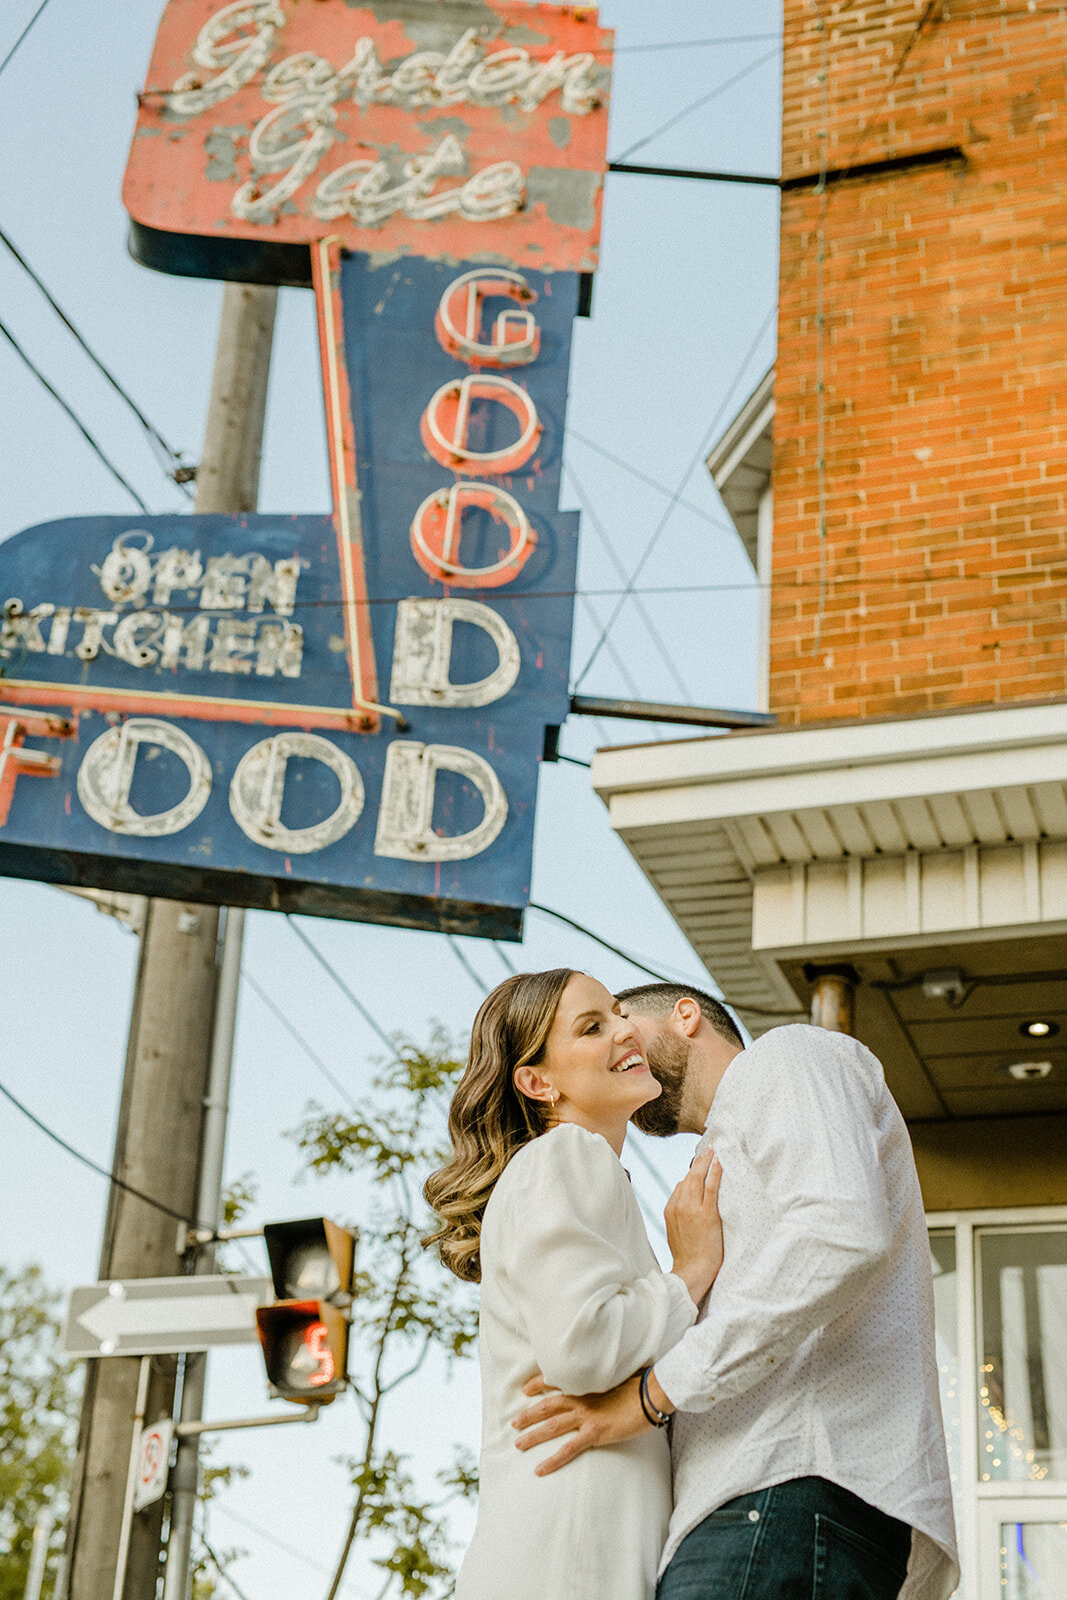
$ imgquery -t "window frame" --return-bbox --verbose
[926,1205,1067,1600]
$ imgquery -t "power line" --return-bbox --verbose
[54,558,1067,623]
[0,1074,206,1227]
[491,942,517,975]
[572,297,779,690]
[284,915,397,1055]
[565,460,694,704]
[0,313,151,512]
[565,427,738,534]
[615,33,782,54]
[445,933,493,999]
[526,902,800,1019]
[0,0,52,82]
[212,1505,333,1581]
[0,223,194,494]
[613,46,781,163]
[243,970,359,1111]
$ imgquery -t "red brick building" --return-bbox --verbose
[774,0,1067,722]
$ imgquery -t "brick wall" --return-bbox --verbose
[771,0,1067,723]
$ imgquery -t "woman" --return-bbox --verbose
[424,968,723,1600]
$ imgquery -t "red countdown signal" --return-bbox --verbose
[255,1218,356,1404]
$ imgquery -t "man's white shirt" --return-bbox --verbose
[653,1024,959,1599]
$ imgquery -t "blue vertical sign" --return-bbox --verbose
[0,259,579,938]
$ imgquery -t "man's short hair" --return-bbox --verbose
[616,982,744,1047]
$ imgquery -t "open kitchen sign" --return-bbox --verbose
[124,0,613,283]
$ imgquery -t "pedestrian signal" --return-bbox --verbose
[256,1218,357,1404]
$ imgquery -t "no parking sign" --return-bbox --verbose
[133,1417,174,1513]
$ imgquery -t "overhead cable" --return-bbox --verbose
[526,902,801,1020]
[613,46,781,163]
[565,460,694,704]
[284,915,397,1054]
[572,297,779,690]
[0,0,52,81]
[0,314,151,512]
[0,224,194,493]
[615,33,782,54]
[212,1505,336,1583]
[244,971,359,1111]
[51,557,1067,623]
[566,426,739,533]
[0,1074,205,1227]
[445,933,491,1000]
[491,942,517,975]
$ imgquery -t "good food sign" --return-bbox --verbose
[0,0,611,939]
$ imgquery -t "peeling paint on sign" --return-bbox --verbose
[124,0,613,281]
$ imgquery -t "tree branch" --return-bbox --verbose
[380,1332,434,1395]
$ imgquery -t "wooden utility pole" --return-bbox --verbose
[61,282,277,1600]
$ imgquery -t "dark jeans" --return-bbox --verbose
[657,1477,911,1600]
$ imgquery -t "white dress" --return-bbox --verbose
[455,1122,698,1600]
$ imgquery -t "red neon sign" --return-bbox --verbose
[123,0,613,276]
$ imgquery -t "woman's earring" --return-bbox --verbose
[548,1090,559,1107]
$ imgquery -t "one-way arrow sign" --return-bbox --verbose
[63,1275,273,1357]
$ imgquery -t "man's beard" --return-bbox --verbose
[631,1028,689,1137]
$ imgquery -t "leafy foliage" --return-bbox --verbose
[0,1263,80,1600]
[289,1026,479,1600]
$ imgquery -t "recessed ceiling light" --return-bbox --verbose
[1006,1061,1053,1081]
[1020,1020,1059,1038]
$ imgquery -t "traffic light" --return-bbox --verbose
[256,1218,357,1404]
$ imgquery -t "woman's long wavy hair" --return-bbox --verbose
[423,967,576,1283]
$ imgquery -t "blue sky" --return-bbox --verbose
[0,2,782,1593]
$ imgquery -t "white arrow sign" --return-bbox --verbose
[64,1275,273,1357]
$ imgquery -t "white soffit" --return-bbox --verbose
[705,367,774,570]
[592,701,1067,1019]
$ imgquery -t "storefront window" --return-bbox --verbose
[978,1229,1067,1483]
[998,1520,1067,1599]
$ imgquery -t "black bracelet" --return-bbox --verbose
[639,1366,671,1428]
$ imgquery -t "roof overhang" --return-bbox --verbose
[705,367,774,568]
[593,699,1067,1124]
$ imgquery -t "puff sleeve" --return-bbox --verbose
[491,1123,697,1396]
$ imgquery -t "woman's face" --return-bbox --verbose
[537,973,661,1128]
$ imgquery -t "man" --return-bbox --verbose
[514,983,958,1600]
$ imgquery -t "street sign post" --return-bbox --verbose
[63,1275,273,1358]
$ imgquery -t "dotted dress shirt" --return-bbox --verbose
[654,1024,959,1599]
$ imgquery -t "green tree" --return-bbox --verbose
[0,1263,80,1600]
[291,1026,479,1600]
